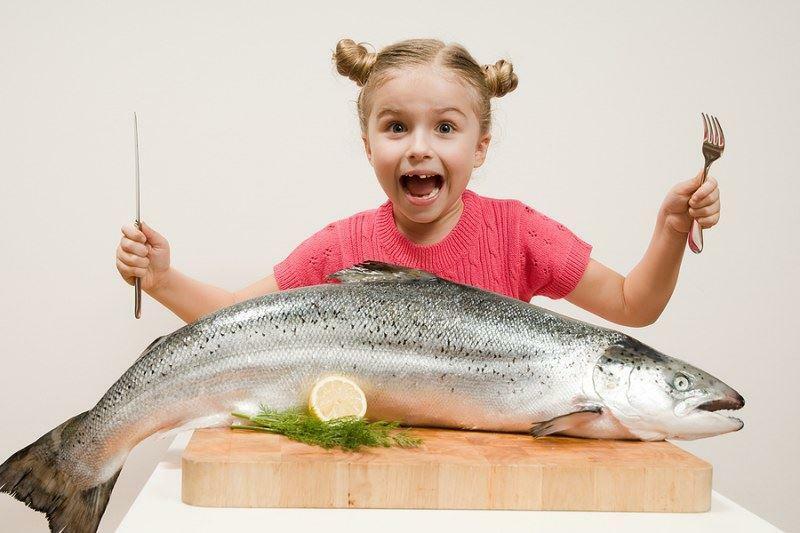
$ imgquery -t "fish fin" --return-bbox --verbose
[0,410,122,533]
[133,334,169,364]
[529,406,603,438]
[152,413,234,441]
[326,261,438,284]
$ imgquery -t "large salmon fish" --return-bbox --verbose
[0,261,744,532]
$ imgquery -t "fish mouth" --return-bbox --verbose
[689,392,745,428]
[696,392,745,412]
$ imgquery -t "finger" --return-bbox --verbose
[697,212,720,228]
[120,239,148,256]
[116,259,147,279]
[116,258,134,282]
[140,221,161,242]
[121,224,146,243]
[689,177,717,206]
[120,250,149,268]
[692,189,719,209]
[119,249,150,268]
[121,223,138,237]
[674,171,705,196]
[689,203,718,219]
[692,187,719,209]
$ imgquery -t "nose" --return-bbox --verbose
[405,130,433,161]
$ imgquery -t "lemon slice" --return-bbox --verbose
[309,375,367,421]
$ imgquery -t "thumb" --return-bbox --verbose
[674,170,705,196]
[139,221,166,245]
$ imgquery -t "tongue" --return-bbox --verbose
[406,175,437,196]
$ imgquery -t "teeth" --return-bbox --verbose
[400,174,442,200]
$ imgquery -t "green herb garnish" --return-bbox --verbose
[230,403,423,451]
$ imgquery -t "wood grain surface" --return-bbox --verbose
[182,427,712,512]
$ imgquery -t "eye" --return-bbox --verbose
[385,122,455,134]
[673,374,690,391]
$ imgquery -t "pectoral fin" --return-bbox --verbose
[530,406,603,437]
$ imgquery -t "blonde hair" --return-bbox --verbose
[332,38,518,137]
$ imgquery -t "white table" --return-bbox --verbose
[118,432,781,533]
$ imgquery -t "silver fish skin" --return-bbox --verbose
[0,261,744,532]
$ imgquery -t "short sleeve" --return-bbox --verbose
[517,202,592,301]
[272,222,344,290]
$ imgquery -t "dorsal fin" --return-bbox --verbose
[325,261,438,284]
[133,334,169,364]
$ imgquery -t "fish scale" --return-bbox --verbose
[0,261,745,533]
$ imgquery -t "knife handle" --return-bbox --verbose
[134,220,142,319]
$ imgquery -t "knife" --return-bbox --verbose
[133,112,142,319]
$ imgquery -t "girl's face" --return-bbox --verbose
[362,66,491,225]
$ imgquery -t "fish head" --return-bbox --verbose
[591,336,744,441]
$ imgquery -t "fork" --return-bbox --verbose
[687,113,725,254]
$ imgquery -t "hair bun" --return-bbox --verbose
[333,39,377,87]
[483,59,518,98]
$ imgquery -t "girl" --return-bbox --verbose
[116,38,721,328]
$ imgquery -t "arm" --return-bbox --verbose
[564,214,687,327]
[147,218,343,324]
[565,169,721,327]
[233,272,280,303]
[148,268,280,324]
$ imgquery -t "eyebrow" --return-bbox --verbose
[376,106,467,119]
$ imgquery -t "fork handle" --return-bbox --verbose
[687,164,711,254]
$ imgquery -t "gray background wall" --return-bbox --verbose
[1,1,796,531]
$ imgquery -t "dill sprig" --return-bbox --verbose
[230,403,423,451]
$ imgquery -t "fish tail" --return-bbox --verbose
[0,410,122,533]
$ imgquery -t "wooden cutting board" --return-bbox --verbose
[182,427,711,512]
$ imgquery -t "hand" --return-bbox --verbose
[660,170,721,237]
[116,221,171,291]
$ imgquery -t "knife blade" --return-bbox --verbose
[133,112,141,319]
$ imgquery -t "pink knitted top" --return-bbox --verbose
[273,189,592,302]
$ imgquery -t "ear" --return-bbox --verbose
[474,132,491,168]
[362,134,373,166]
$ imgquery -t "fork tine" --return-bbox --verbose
[702,113,710,143]
[712,115,724,147]
[708,113,716,145]
[707,114,715,145]
[710,114,720,145]
[708,113,718,145]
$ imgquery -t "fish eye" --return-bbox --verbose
[673,374,691,391]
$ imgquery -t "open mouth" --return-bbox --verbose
[697,395,745,412]
[400,174,444,201]
[695,394,745,424]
